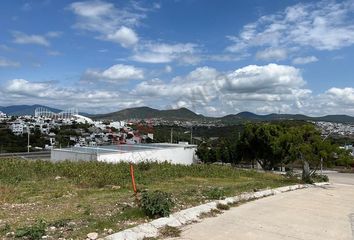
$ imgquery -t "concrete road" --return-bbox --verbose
[171,172,354,240]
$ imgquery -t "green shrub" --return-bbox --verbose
[202,187,225,200]
[216,203,230,210]
[140,190,174,218]
[15,219,46,240]
[311,173,329,183]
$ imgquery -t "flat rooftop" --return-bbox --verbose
[53,143,197,154]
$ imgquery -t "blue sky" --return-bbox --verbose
[1,0,354,116]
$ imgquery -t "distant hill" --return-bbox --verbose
[221,112,354,124]
[0,105,62,116]
[1,104,354,124]
[93,106,207,121]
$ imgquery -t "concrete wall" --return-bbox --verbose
[50,146,197,165]
[97,146,196,165]
[51,149,97,162]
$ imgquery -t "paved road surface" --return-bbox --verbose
[171,172,354,240]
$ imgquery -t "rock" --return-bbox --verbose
[41,235,48,239]
[5,232,15,237]
[111,185,121,190]
[55,176,62,180]
[87,232,98,240]
[67,221,76,227]
[107,229,114,234]
[49,226,57,231]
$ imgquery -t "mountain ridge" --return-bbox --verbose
[1,105,354,124]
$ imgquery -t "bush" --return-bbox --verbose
[311,173,329,183]
[140,190,174,218]
[202,187,225,200]
[15,219,46,240]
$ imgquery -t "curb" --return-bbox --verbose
[105,182,330,240]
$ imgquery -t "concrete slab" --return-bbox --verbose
[171,173,354,240]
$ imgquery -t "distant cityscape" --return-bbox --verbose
[1,106,354,153]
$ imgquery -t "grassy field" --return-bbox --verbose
[0,159,300,239]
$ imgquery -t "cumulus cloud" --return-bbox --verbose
[1,79,143,113]
[227,0,354,59]
[83,64,144,82]
[106,26,138,47]
[69,0,143,47]
[292,56,318,65]
[132,63,311,115]
[0,57,20,68]
[2,65,354,116]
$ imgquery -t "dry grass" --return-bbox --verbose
[0,158,300,239]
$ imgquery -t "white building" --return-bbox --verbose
[109,121,126,129]
[51,143,197,165]
[10,120,26,135]
[0,111,6,119]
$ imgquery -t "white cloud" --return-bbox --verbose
[1,79,143,113]
[12,31,50,46]
[83,64,144,82]
[132,42,199,64]
[255,48,287,61]
[0,57,20,68]
[165,65,172,73]
[69,0,143,48]
[292,56,318,65]
[46,31,63,38]
[2,66,354,116]
[106,26,138,47]
[223,64,304,92]
[133,64,310,115]
[227,0,354,58]
[6,79,52,96]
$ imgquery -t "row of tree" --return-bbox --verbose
[196,122,353,181]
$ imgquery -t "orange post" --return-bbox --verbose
[130,163,137,193]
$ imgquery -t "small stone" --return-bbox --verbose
[6,232,15,237]
[107,228,114,234]
[41,235,48,239]
[111,185,121,190]
[55,176,62,180]
[68,221,76,226]
[87,232,98,240]
[49,226,57,231]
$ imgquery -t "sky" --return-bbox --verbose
[1,0,354,116]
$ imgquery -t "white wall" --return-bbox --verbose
[97,147,196,165]
[51,146,197,165]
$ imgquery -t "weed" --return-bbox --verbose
[199,209,221,218]
[140,190,174,218]
[216,203,230,210]
[0,223,10,234]
[311,173,329,182]
[51,218,71,228]
[202,187,225,200]
[159,226,181,238]
[15,219,46,240]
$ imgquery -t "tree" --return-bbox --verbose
[280,124,337,182]
[236,123,283,170]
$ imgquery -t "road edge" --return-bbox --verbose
[105,182,330,240]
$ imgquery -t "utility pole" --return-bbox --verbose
[320,130,334,174]
[170,128,173,144]
[190,127,193,144]
[27,126,30,153]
